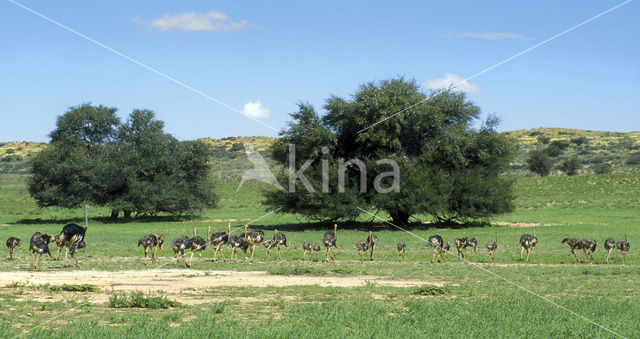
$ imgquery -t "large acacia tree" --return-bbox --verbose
[265,78,515,224]
[29,104,218,218]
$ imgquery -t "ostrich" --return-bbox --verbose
[211,223,231,262]
[465,236,478,258]
[230,234,248,263]
[263,239,277,259]
[29,232,53,268]
[189,227,209,266]
[58,205,89,267]
[312,244,322,261]
[244,225,264,263]
[6,237,21,260]
[581,238,597,263]
[397,242,407,261]
[323,224,338,262]
[486,232,498,262]
[604,238,616,264]
[138,234,165,265]
[440,241,451,262]
[302,241,313,260]
[616,235,630,264]
[454,237,467,259]
[367,231,378,261]
[561,237,583,262]
[171,235,193,268]
[428,235,445,263]
[520,230,538,262]
[273,229,287,260]
[355,240,369,263]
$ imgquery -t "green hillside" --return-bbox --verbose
[2,128,639,178]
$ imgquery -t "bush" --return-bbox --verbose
[592,162,612,175]
[559,158,580,176]
[626,155,640,165]
[527,150,553,176]
[571,136,588,146]
[536,135,550,144]
[412,285,448,296]
[49,284,99,292]
[108,291,180,309]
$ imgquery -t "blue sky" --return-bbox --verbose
[1,1,638,142]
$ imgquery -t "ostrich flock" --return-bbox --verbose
[4,214,632,268]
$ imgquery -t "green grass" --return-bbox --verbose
[0,171,639,338]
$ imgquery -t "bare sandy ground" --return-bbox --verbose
[1,269,440,290]
[0,269,442,305]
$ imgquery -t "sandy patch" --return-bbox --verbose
[1,269,441,294]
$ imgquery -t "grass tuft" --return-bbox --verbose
[412,285,447,296]
[108,291,181,309]
[49,284,99,292]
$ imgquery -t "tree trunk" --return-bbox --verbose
[124,210,132,219]
[389,211,410,225]
[110,210,119,220]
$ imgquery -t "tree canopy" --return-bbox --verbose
[264,78,516,225]
[29,104,218,218]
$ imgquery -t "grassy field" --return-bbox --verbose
[0,171,639,337]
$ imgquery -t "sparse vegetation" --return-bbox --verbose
[108,291,180,309]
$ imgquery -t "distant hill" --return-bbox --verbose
[2,128,639,177]
[504,128,640,176]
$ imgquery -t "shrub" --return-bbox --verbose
[559,157,580,176]
[108,291,180,309]
[592,162,612,175]
[412,285,447,296]
[527,150,553,176]
[49,284,99,292]
[570,136,588,146]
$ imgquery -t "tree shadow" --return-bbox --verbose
[249,219,491,232]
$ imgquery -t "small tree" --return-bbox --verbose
[527,150,553,176]
[559,157,580,176]
[592,162,612,175]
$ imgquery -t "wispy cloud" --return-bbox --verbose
[448,31,530,40]
[147,11,253,32]
[424,73,481,93]
[241,100,271,119]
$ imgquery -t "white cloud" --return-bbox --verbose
[424,73,481,93]
[149,11,252,32]
[241,100,271,119]
[451,31,529,40]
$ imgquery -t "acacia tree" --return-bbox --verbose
[29,104,218,218]
[265,78,515,224]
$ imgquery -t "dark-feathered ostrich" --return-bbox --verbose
[604,237,616,264]
[188,227,209,266]
[302,241,313,260]
[230,234,249,263]
[29,232,53,268]
[58,205,89,267]
[273,229,287,260]
[323,224,338,262]
[355,240,369,263]
[581,238,597,263]
[138,233,164,265]
[397,242,407,261]
[485,232,498,262]
[211,223,231,262]
[171,235,193,268]
[429,235,445,263]
[367,231,378,261]
[520,230,538,262]
[6,237,21,260]
[244,225,264,263]
[616,235,630,264]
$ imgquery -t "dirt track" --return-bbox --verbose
[1,269,441,291]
